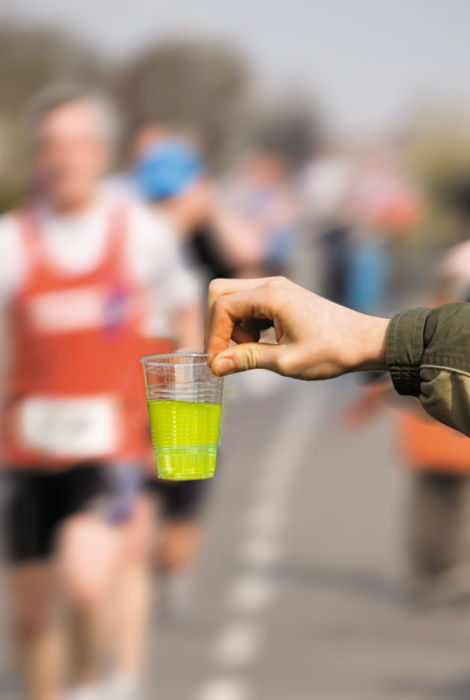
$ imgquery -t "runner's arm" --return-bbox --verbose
[155,231,202,349]
[130,203,202,348]
[0,214,26,397]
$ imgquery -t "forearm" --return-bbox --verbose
[304,298,470,436]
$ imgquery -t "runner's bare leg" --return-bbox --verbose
[57,513,121,688]
[111,496,154,683]
[9,563,65,700]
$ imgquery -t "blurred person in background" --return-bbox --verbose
[342,261,470,606]
[129,119,262,287]
[301,146,355,302]
[126,125,248,614]
[346,147,420,315]
[218,146,300,277]
[302,145,420,309]
[0,84,199,700]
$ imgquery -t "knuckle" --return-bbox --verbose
[213,295,232,320]
[209,277,223,290]
[268,276,284,289]
[266,277,285,304]
[213,294,227,311]
[274,348,296,377]
[274,352,289,376]
[208,278,224,298]
[241,344,260,370]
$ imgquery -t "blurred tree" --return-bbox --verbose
[115,37,248,164]
[247,97,322,169]
[400,105,470,249]
[406,105,470,198]
[0,23,106,211]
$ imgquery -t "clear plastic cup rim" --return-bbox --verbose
[140,352,209,367]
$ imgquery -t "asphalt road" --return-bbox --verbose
[143,374,470,700]
[1,369,470,699]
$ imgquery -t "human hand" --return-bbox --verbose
[205,277,390,379]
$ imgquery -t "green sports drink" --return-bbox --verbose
[147,399,222,480]
[140,353,224,481]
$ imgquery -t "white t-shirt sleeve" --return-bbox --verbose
[128,202,201,336]
[0,214,25,302]
[0,213,26,390]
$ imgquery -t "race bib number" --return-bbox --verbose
[18,396,119,459]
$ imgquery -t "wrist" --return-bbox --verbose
[347,313,390,372]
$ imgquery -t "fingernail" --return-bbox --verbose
[216,356,235,375]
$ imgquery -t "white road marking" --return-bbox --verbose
[197,385,328,699]
[197,677,250,700]
[243,498,287,534]
[228,572,274,614]
[252,467,290,489]
[239,533,281,568]
[215,622,261,667]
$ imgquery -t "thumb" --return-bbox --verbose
[210,342,280,376]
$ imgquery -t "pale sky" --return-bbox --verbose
[2,0,470,135]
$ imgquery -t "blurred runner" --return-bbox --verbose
[342,265,470,605]
[124,130,229,616]
[129,121,262,286]
[343,375,470,605]
[0,84,199,700]
[346,148,420,315]
[301,148,354,301]
[218,147,300,277]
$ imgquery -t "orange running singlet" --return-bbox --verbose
[1,206,146,468]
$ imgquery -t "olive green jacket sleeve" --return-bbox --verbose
[386,302,470,436]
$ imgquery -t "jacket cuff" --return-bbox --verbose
[385,308,431,397]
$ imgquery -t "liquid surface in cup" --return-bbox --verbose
[147,399,222,480]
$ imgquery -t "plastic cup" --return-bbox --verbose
[140,353,224,481]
